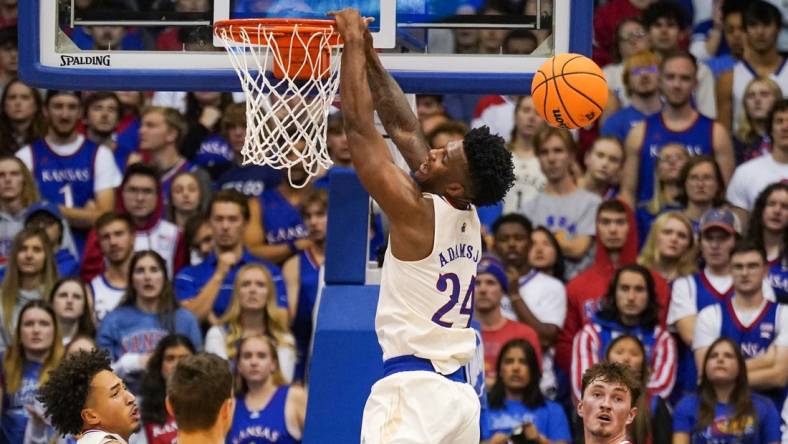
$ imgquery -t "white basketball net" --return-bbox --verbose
[215,22,341,188]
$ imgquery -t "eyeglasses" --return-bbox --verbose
[621,30,647,43]
[630,65,658,76]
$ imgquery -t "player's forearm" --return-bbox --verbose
[365,46,428,171]
[340,38,377,141]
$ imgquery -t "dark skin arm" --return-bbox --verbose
[363,35,431,171]
[332,9,433,261]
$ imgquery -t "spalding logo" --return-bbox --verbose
[552,108,568,128]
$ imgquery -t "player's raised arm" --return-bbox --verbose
[363,27,430,172]
[332,9,424,223]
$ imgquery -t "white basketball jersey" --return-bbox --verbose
[376,194,481,374]
[732,60,788,133]
[89,273,126,323]
[77,430,127,444]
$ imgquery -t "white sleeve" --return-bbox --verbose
[111,352,145,377]
[667,276,697,326]
[695,63,717,119]
[16,146,33,172]
[692,305,722,350]
[277,342,297,383]
[689,38,711,61]
[774,305,788,347]
[521,275,567,327]
[204,326,229,359]
[725,166,750,210]
[93,146,122,193]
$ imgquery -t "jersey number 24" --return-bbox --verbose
[431,273,475,329]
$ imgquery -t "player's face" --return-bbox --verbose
[160,344,193,380]
[655,217,691,260]
[744,81,778,121]
[51,281,87,323]
[597,210,629,251]
[647,17,680,52]
[606,337,645,380]
[45,95,81,139]
[659,58,696,108]
[704,340,739,385]
[237,267,269,312]
[131,255,165,302]
[537,135,572,181]
[414,139,469,195]
[499,346,530,391]
[3,82,37,122]
[514,96,545,140]
[210,202,246,249]
[85,370,140,439]
[578,379,636,439]
[98,220,135,264]
[684,162,719,204]
[86,97,119,135]
[770,110,788,149]
[493,222,530,268]
[19,307,55,354]
[139,112,176,151]
[0,159,24,201]
[303,202,328,242]
[238,336,277,384]
[655,144,689,182]
[723,13,745,58]
[585,140,623,184]
[617,21,649,60]
[122,175,158,221]
[614,271,649,325]
[700,228,735,269]
[474,274,503,313]
[745,20,779,53]
[528,230,557,272]
[731,251,767,295]
[762,189,788,233]
[171,174,200,213]
[17,236,46,276]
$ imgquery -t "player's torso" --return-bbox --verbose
[377,194,481,373]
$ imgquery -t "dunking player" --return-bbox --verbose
[331,9,515,443]
[577,362,640,444]
[37,349,139,444]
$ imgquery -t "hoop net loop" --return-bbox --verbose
[214,19,342,188]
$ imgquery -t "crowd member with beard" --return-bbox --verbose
[88,213,135,324]
[38,349,141,444]
[490,213,532,315]
[80,164,186,281]
[576,362,640,444]
[620,52,734,208]
[475,257,541,389]
[571,264,677,403]
[82,92,138,174]
[601,51,663,143]
[16,90,121,256]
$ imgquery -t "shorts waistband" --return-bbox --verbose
[382,355,467,383]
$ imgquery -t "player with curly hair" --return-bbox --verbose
[331,9,515,444]
[37,349,139,444]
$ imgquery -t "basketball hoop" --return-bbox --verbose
[214,19,343,188]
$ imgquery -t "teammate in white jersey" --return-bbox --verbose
[577,361,640,444]
[37,349,140,444]
[332,9,515,443]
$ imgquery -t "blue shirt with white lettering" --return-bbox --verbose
[226,386,299,444]
[673,393,781,443]
[1,359,42,444]
[481,399,570,441]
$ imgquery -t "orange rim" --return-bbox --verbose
[213,18,342,46]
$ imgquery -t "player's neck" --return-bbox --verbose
[545,174,576,195]
[733,290,765,309]
[629,91,661,114]
[744,47,782,71]
[584,430,629,444]
[177,428,226,444]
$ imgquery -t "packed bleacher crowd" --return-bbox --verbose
[0,0,785,443]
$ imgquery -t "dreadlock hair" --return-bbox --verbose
[37,349,112,436]
[463,125,515,206]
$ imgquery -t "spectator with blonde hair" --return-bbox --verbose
[205,263,296,381]
[734,76,782,164]
[0,155,39,262]
[638,212,698,283]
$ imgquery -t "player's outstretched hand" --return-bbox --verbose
[328,8,373,43]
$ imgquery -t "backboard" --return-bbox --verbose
[20,0,591,94]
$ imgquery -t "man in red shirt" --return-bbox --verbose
[475,257,542,388]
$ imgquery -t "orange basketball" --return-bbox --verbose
[531,53,608,129]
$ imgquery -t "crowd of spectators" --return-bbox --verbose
[0,0,785,443]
